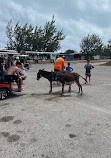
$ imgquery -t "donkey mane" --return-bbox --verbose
[38,70,53,81]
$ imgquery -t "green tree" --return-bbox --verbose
[6,21,34,52]
[103,40,111,58]
[32,26,44,51]
[14,23,33,52]
[6,16,65,52]
[42,16,65,52]
[65,49,76,54]
[80,34,103,59]
[6,19,14,50]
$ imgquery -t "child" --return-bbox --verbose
[84,59,94,84]
[66,62,73,72]
[19,60,27,90]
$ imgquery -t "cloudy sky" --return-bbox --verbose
[0,0,111,52]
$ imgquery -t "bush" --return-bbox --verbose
[100,61,111,66]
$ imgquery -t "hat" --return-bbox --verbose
[16,56,19,60]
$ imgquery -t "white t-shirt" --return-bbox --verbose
[19,68,26,75]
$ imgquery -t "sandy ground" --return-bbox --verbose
[0,61,111,158]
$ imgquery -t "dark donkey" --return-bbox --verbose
[37,69,87,96]
[37,69,55,93]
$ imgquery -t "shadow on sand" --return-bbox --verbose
[29,90,81,100]
[8,92,27,99]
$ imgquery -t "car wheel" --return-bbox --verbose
[0,88,9,100]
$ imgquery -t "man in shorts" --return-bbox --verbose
[84,59,94,84]
[5,62,23,91]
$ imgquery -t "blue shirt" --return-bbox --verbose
[66,66,73,72]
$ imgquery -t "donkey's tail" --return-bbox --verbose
[79,75,87,82]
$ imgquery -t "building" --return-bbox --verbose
[57,53,81,60]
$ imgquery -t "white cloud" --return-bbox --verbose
[0,0,111,51]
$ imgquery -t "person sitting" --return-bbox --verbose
[19,59,26,81]
[0,57,5,80]
[5,62,23,92]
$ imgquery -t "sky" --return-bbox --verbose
[0,0,111,52]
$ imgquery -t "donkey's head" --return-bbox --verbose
[37,69,44,80]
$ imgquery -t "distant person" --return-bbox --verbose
[0,57,5,78]
[5,62,23,92]
[14,56,20,65]
[33,55,37,63]
[6,54,14,69]
[20,58,25,64]
[24,58,30,70]
[54,56,65,72]
[66,62,73,72]
[84,59,94,84]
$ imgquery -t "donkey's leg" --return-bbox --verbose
[68,85,71,92]
[49,81,52,93]
[81,86,83,95]
[61,83,64,96]
[76,81,83,95]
